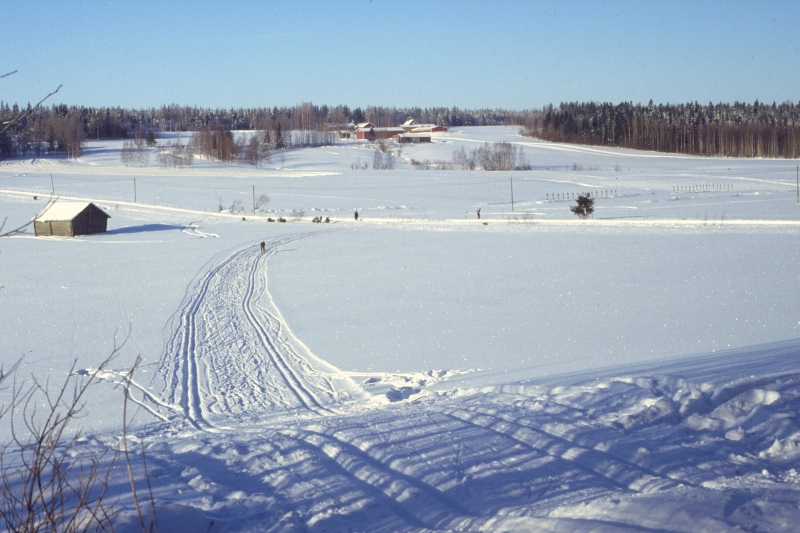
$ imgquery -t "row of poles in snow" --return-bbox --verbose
[673,184,733,192]
[546,184,735,202]
[546,190,617,201]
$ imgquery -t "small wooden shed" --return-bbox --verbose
[34,201,110,237]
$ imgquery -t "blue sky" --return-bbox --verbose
[1,0,798,110]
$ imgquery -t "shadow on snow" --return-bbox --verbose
[106,223,190,235]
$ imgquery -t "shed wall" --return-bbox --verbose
[72,209,108,236]
[33,221,48,236]
[34,220,73,237]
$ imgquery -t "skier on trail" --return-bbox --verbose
[354,210,359,221]
[260,241,265,253]
[476,207,481,219]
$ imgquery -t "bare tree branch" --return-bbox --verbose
[0,195,57,239]
[0,217,33,238]
[0,340,124,533]
[0,70,18,80]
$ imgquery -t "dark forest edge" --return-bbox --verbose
[525,100,800,158]
[1,99,799,160]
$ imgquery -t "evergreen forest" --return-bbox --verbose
[526,100,800,158]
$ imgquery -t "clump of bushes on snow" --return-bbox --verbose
[412,141,530,171]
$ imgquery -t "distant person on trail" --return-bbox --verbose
[476,207,481,219]
[260,241,265,253]
[354,210,359,221]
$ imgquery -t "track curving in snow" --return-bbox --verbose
[157,235,361,429]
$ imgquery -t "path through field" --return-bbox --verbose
[156,236,364,430]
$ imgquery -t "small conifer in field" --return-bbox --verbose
[570,194,594,219]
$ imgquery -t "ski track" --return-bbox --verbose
[443,406,685,494]
[149,236,494,529]
[283,428,475,530]
[241,249,335,416]
[157,235,339,430]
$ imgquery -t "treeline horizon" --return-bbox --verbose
[2,99,800,160]
[0,101,527,159]
[527,100,800,158]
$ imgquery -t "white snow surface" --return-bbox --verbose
[1,126,799,532]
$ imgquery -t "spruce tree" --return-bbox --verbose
[570,194,594,219]
[145,130,156,147]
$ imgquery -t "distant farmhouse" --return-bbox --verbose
[355,118,447,141]
[34,201,110,237]
[400,118,448,134]
[324,122,355,139]
[355,124,404,140]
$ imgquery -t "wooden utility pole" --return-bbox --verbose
[50,174,54,195]
[510,177,515,212]
[134,177,137,202]
[796,165,799,204]
[252,185,256,214]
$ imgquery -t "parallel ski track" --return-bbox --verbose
[242,243,335,416]
[169,247,245,430]
[161,235,331,429]
[443,406,688,493]
[283,428,475,531]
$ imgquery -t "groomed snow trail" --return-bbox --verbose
[158,236,362,429]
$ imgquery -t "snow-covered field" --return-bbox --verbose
[1,126,799,532]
